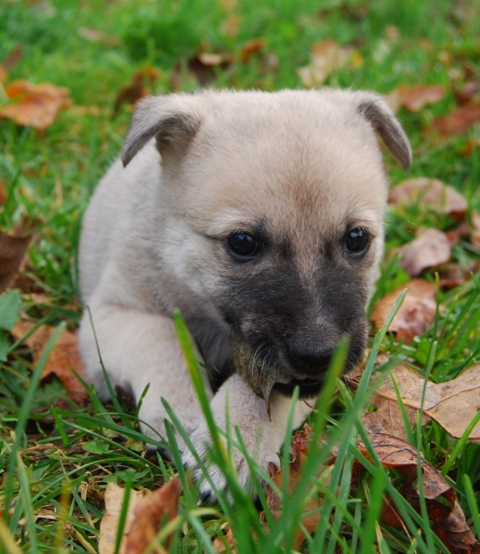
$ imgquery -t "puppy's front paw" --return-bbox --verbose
[181,375,289,502]
[182,418,278,503]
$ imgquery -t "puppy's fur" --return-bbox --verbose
[79,89,411,496]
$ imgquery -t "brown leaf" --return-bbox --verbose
[0,180,7,205]
[99,483,146,554]
[434,500,480,553]
[399,228,452,277]
[11,321,88,406]
[373,364,480,443]
[239,38,265,64]
[124,478,180,553]
[78,27,120,47]
[436,261,477,290]
[112,67,160,118]
[213,525,236,553]
[432,101,480,137]
[0,80,71,130]
[0,232,31,293]
[386,84,445,113]
[389,177,468,219]
[471,212,480,248]
[371,279,437,344]
[0,46,22,82]
[358,434,457,517]
[454,79,480,105]
[362,396,418,442]
[298,39,361,88]
[264,437,322,551]
[189,54,230,86]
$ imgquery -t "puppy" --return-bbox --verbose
[78,89,411,497]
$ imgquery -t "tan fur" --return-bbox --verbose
[79,89,411,497]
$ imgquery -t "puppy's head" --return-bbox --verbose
[122,89,411,398]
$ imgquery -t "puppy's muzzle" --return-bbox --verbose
[273,346,334,398]
[288,346,332,375]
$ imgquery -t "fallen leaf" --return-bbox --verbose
[112,67,161,118]
[389,177,468,219]
[221,13,241,38]
[0,232,31,294]
[362,396,417,442]
[471,212,480,248]
[239,38,265,64]
[0,80,71,131]
[11,321,88,406]
[373,364,480,443]
[399,228,452,277]
[0,180,7,205]
[298,39,360,88]
[358,434,454,514]
[264,430,322,551]
[371,279,437,344]
[323,426,480,551]
[99,483,146,554]
[78,27,120,46]
[461,138,480,157]
[213,524,236,553]
[454,79,480,105]
[386,84,445,113]
[0,46,22,82]
[432,101,480,137]
[124,478,180,553]
[434,500,480,553]
[436,261,477,290]
[189,54,231,84]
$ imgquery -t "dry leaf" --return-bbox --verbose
[78,27,120,46]
[0,46,22,82]
[124,478,180,553]
[399,228,452,277]
[371,279,437,344]
[389,177,468,219]
[239,38,265,64]
[471,212,480,248]
[434,500,480,553]
[0,80,71,130]
[386,84,445,113]
[432,101,480,137]
[213,525,236,553]
[99,483,146,554]
[362,397,418,442]
[264,428,322,551]
[0,232,31,294]
[298,39,360,88]
[11,321,88,406]
[454,79,480,105]
[357,434,480,552]
[373,364,480,443]
[436,261,477,290]
[113,67,160,118]
[0,180,7,205]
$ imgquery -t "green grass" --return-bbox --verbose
[1,0,480,551]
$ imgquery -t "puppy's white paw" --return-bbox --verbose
[182,417,279,503]
[181,374,301,502]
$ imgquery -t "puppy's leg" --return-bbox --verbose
[184,373,313,499]
[79,304,211,444]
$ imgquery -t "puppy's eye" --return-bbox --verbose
[227,232,262,259]
[344,227,369,255]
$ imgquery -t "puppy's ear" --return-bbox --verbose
[121,96,201,167]
[357,94,412,170]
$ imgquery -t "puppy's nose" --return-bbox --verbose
[288,347,332,374]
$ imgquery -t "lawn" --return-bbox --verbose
[1,0,480,552]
